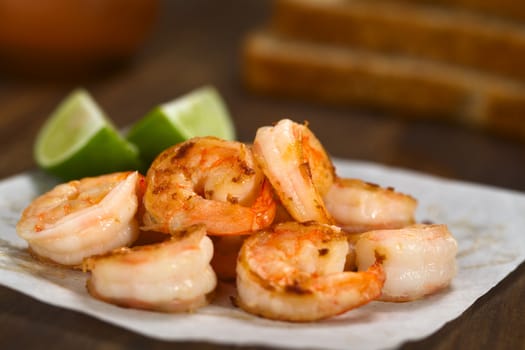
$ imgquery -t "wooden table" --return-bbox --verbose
[1,1,524,349]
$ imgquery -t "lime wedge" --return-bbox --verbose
[34,89,142,181]
[126,86,235,165]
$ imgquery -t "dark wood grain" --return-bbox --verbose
[1,1,524,349]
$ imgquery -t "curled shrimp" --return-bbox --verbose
[83,225,217,312]
[16,171,143,267]
[324,178,417,233]
[355,224,458,301]
[253,119,335,224]
[143,137,276,235]
[236,221,385,322]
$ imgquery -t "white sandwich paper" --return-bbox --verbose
[0,159,523,350]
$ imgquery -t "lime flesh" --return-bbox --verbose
[34,89,142,180]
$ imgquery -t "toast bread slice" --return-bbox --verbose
[243,31,525,140]
[273,0,525,81]
[375,0,525,23]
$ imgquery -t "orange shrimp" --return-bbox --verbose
[16,171,143,266]
[324,178,417,233]
[356,224,458,301]
[236,221,385,322]
[253,119,335,224]
[83,225,217,312]
[143,137,276,235]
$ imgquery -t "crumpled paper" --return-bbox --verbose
[1,159,524,350]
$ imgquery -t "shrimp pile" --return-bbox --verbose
[16,118,458,321]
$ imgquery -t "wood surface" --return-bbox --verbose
[0,1,524,349]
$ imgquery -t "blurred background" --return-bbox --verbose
[1,0,525,184]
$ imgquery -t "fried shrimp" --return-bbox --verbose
[355,224,458,302]
[236,221,385,322]
[83,225,217,312]
[16,171,142,267]
[253,119,335,224]
[324,178,417,233]
[143,137,276,235]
